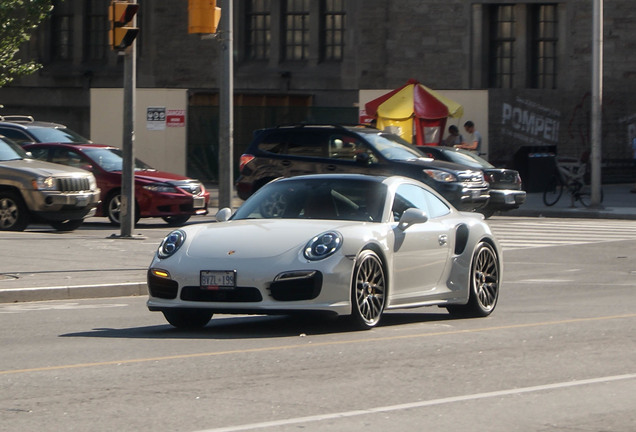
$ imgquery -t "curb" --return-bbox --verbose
[0,282,147,304]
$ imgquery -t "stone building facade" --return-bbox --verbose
[1,0,635,183]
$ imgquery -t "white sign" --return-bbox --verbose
[147,107,166,130]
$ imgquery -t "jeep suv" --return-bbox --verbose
[0,115,90,145]
[236,124,489,211]
[0,136,100,231]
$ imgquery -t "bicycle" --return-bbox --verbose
[543,156,603,207]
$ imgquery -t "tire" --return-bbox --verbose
[49,219,84,231]
[350,249,386,330]
[0,191,29,231]
[543,175,564,206]
[162,309,213,329]
[162,215,191,226]
[578,185,603,207]
[447,241,500,317]
[106,191,140,226]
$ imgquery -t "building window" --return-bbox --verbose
[283,0,309,61]
[321,0,345,61]
[488,5,515,89]
[246,0,271,60]
[51,13,73,61]
[530,4,558,89]
[84,0,108,62]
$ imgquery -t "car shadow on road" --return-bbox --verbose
[60,311,458,340]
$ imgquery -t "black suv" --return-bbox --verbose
[0,115,90,145]
[236,124,489,211]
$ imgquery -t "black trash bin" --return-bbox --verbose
[513,146,557,193]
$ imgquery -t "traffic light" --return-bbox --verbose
[109,1,139,51]
[188,0,221,34]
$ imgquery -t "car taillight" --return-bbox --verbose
[239,154,255,172]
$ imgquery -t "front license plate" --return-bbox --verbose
[472,190,482,199]
[193,196,206,208]
[200,270,236,290]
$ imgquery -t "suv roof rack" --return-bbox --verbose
[0,115,35,123]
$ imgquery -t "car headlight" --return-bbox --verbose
[303,231,342,261]
[423,169,458,182]
[88,175,98,190]
[143,183,179,193]
[158,229,186,259]
[32,176,58,191]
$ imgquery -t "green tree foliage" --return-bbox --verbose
[0,0,53,87]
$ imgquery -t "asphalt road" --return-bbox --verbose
[1,219,635,431]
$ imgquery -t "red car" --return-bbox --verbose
[24,143,210,226]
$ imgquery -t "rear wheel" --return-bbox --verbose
[0,191,29,231]
[543,175,564,206]
[162,310,213,329]
[578,185,603,207]
[350,250,386,329]
[107,191,140,226]
[49,219,84,231]
[447,242,500,317]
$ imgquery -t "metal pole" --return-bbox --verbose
[120,6,136,237]
[218,0,233,210]
[590,0,603,207]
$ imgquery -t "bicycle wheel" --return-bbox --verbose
[578,185,603,207]
[543,175,564,206]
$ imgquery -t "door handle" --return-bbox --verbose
[281,160,291,167]
[438,235,448,246]
[325,164,337,171]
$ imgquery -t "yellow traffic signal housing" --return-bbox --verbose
[109,1,139,50]
[188,0,221,34]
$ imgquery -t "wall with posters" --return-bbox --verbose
[90,89,188,175]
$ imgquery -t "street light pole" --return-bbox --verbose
[590,0,603,207]
[218,0,233,210]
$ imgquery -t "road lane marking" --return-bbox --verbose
[193,373,636,432]
[1,313,635,376]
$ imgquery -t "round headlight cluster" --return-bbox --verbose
[304,231,342,261]
[158,229,186,259]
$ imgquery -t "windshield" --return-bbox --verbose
[444,149,494,169]
[82,147,154,172]
[28,126,91,143]
[233,177,387,222]
[362,132,426,161]
[0,136,29,161]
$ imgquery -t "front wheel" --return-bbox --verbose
[0,191,29,231]
[107,191,140,226]
[162,215,191,226]
[578,185,603,207]
[447,242,500,317]
[543,175,564,206]
[350,250,386,330]
[162,309,213,329]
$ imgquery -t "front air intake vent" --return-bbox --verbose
[455,224,469,255]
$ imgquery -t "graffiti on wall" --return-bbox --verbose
[501,97,561,146]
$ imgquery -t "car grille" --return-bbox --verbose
[180,286,263,302]
[457,170,486,185]
[172,181,203,195]
[57,177,91,192]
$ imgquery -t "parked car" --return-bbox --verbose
[148,174,502,329]
[418,146,526,218]
[236,124,489,212]
[0,115,90,145]
[23,143,210,226]
[0,136,100,231]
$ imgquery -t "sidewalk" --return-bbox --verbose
[2,183,635,304]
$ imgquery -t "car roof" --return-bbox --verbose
[24,142,115,150]
[0,115,68,129]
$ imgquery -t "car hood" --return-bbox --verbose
[0,158,92,176]
[184,219,358,259]
[396,157,479,173]
[134,170,193,183]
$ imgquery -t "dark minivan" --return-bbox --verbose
[236,124,489,212]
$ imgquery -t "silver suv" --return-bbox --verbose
[0,115,90,145]
[0,135,100,231]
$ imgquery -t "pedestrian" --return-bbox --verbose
[442,125,462,147]
[455,120,482,154]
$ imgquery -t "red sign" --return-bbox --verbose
[166,109,185,127]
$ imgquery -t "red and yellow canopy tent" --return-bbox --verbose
[364,79,464,146]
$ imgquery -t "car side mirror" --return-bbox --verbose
[215,207,232,222]
[398,208,428,231]
[354,152,370,165]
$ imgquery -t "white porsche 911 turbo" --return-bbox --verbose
[147,174,502,330]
